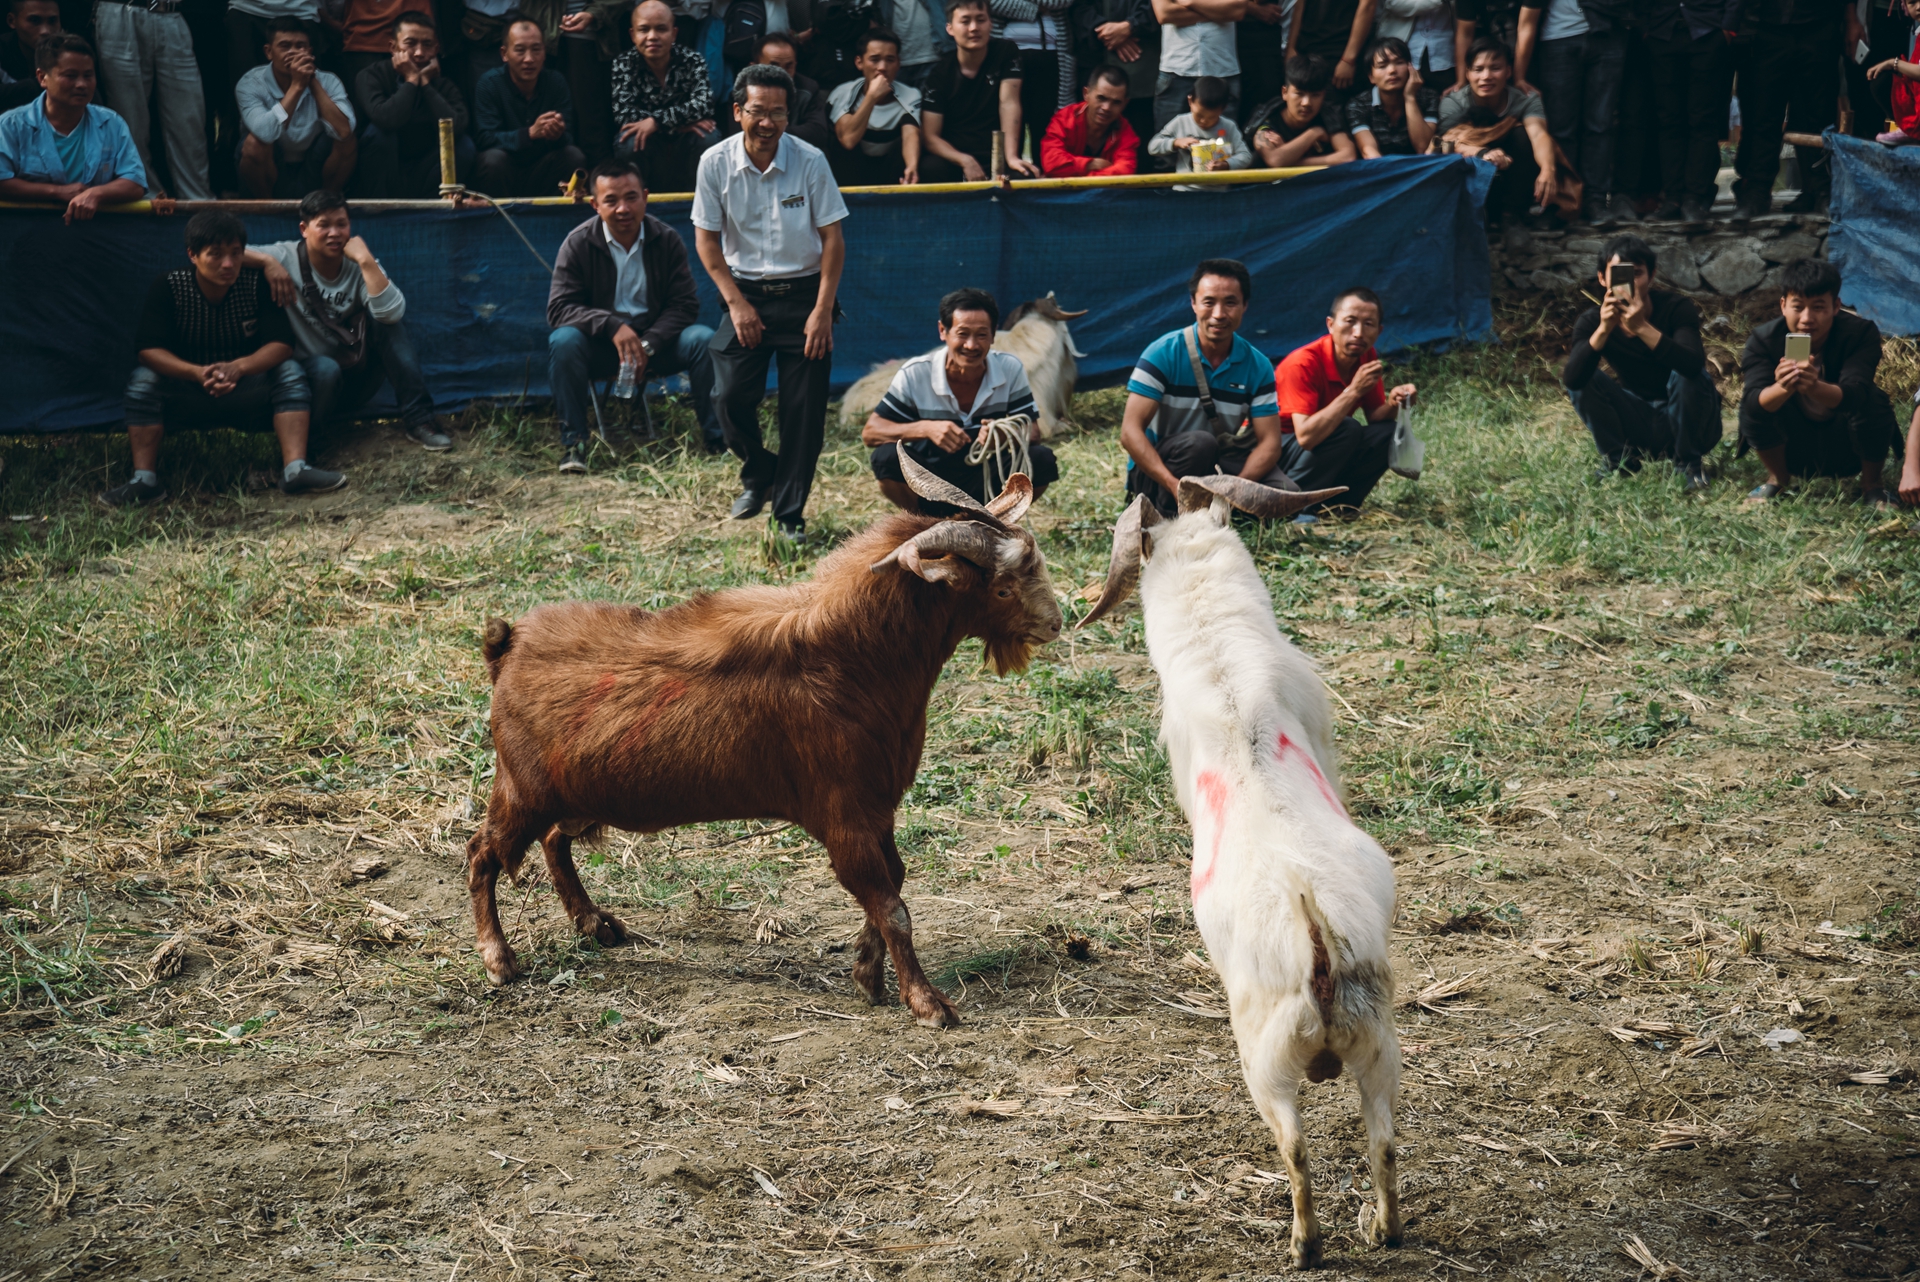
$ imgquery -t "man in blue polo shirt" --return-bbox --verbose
[1120,257,1284,517]
[0,33,145,223]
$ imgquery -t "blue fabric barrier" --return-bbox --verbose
[1828,130,1920,339]
[0,155,1490,433]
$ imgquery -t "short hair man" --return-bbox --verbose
[1739,259,1901,506]
[246,189,452,453]
[863,287,1060,512]
[692,62,849,539]
[0,0,61,112]
[354,11,473,198]
[1248,53,1355,167]
[548,158,719,472]
[1271,287,1417,521]
[106,210,344,507]
[829,28,925,184]
[0,33,146,223]
[236,19,358,199]
[1120,258,1285,518]
[474,14,586,196]
[920,0,1039,182]
[611,0,718,193]
[1042,64,1138,175]
[89,0,211,198]
[1562,234,1720,488]
[1151,0,1245,133]
[752,32,837,153]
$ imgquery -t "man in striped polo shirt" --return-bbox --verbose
[861,286,1059,513]
[1119,257,1285,518]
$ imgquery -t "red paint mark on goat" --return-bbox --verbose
[614,677,689,756]
[1276,731,1346,816]
[1191,770,1230,899]
[549,672,620,783]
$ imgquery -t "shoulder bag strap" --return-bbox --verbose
[295,241,369,366]
[1182,325,1247,445]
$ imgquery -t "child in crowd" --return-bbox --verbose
[1148,75,1252,176]
[1866,0,1920,147]
[1247,54,1357,168]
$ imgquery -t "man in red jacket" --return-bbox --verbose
[1040,65,1139,175]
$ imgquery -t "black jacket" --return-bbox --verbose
[546,212,702,355]
[1563,290,1707,402]
[1739,311,1883,424]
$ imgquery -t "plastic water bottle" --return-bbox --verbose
[612,359,638,400]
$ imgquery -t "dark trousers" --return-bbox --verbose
[830,147,908,186]
[615,125,718,194]
[355,126,473,197]
[549,322,719,448]
[1533,28,1627,200]
[1648,29,1733,206]
[1843,9,1912,138]
[1278,417,1396,510]
[916,151,976,182]
[1741,387,1900,478]
[1735,18,1839,204]
[303,319,435,433]
[1128,429,1284,516]
[1236,22,1288,130]
[475,144,587,196]
[1483,130,1543,223]
[871,438,1060,512]
[1567,367,1722,466]
[1018,49,1063,157]
[711,276,834,525]
[558,38,616,163]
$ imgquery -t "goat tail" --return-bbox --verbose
[1299,890,1344,1083]
[481,617,514,681]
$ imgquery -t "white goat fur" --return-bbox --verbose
[837,308,1085,438]
[1135,498,1403,1268]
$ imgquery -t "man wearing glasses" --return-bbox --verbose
[692,61,849,542]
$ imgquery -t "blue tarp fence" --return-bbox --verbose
[0,155,1492,434]
[1827,130,1920,340]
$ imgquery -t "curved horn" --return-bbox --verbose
[896,445,1011,530]
[1035,292,1089,321]
[1077,495,1160,628]
[870,518,1006,578]
[1177,474,1348,522]
[984,469,1034,526]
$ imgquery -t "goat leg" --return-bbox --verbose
[851,923,891,1006]
[541,826,629,947]
[869,894,959,1028]
[1355,1047,1404,1250]
[467,824,524,986]
[1243,1029,1323,1269]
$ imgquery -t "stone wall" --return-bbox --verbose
[1489,213,1830,300]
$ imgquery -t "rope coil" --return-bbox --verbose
[966,414,1034,499]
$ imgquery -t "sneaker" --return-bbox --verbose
[1676,460,1709,491]
[404,418,454,451]
[282,462,347,495]
[1876,129,1917,147]
[98,476,165,507]
[1290,511,1319,527]
[558,445,587,474]
[1680,197,1713,224]
[1745,481,1782,503]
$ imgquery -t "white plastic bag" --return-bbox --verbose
[1389,400,1425,480]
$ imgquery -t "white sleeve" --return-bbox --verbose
[690,143,725,231]
[809,148,849,226]
[366,268,406,324]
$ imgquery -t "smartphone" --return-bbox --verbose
[1856,39,1871,64]
[1785,333,1812,362]
[1608,263,1634,299]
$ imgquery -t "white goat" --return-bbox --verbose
[1081,475,1403,1269]
[838,294,1087,438]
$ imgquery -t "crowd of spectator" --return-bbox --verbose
[2,0,1915,215]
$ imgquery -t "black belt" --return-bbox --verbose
[99,0,182,11]
[732,273,819,297]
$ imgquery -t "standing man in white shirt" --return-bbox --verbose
[1151,0,1246,128]
[692,61,849,541]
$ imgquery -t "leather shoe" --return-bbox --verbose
[731,487,768,520]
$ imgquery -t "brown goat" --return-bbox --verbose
[467,453,1063,1027]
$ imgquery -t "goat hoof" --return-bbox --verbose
[580,912,629,947]
[851,963,890,1006]
[909,988,961,1029]
[1289,1233,1324,1270]
[1358,1204,1401,1249]
[481,945,521,986]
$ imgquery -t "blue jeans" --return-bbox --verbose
[1568,368,1722,466]
[124,359,310,428]
[1534,28,1627,199]
[304,318,435,432]
[548,322,719,447]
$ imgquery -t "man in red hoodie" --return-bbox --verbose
[1040,65,1139,175]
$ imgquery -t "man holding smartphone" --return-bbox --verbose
[1562,234,1721,489]
[1738,258,1901,507]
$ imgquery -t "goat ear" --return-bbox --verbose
[1185,473,1349,522]
[900,542,973,585]
[984,470,1034,525]
[1077,495,1151,628]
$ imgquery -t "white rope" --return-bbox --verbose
[966,414,1034,499]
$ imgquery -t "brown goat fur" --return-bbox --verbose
[466,506,1062,1028]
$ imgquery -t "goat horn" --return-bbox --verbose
[896,445,1011,530]
[984,470,1034,525]
[901,518,1007,570]
[1077,495,1159,628]
[1034,293,1089,321]
[1177,474,1348,521]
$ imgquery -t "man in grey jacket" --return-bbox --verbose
[246,189,452,451]
[547,157,719,473]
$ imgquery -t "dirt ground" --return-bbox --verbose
[4,383,1919,1282]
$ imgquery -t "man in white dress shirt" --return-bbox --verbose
[692,60,848,541]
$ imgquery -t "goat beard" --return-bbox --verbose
[983,634,1038,676]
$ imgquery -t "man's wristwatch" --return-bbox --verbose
[638,337,654,358]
